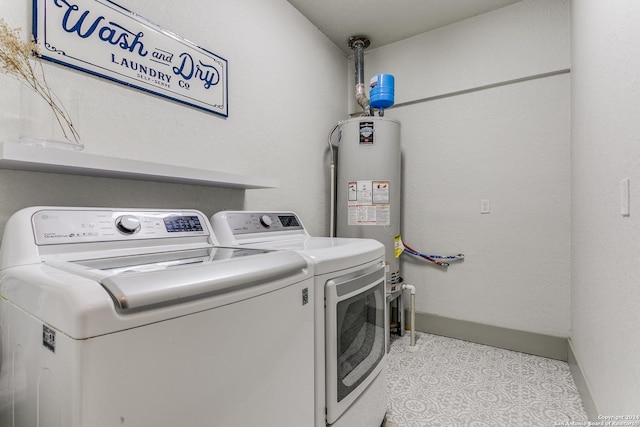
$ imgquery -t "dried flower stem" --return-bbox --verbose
[0,18,80,144]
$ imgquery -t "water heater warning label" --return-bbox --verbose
[347,180,390,226]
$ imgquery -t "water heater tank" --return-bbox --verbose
[336,117,401,284]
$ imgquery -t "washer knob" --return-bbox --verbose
[116,215,141,234]
[259,215,273,228]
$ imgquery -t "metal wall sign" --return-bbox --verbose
[33,0,229,117]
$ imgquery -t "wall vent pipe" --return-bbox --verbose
[348,36,371,116]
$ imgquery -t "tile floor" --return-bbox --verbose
[385,331,588,426]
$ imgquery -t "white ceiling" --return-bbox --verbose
[286,0,522,55]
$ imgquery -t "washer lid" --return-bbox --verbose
[48,247,309,311]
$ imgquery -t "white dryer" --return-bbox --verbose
[212,211,388,427]
[0,207,315,427]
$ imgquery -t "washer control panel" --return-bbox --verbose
[32,209,208,245]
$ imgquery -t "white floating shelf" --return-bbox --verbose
[0,142,278,189]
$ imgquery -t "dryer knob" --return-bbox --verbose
[116,215,141,234]
[259,215,273,228]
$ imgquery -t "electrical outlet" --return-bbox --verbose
[480,199,491,214]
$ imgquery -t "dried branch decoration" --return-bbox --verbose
[0,18,80,145]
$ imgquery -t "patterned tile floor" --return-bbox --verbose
[386,331,588,426]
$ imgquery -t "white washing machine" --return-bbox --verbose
[212,211,388,427]
[0,207,315,427]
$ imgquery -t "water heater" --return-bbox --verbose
[336,116,401,285]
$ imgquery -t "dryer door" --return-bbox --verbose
[325,264,387,424]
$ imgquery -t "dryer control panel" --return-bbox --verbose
[211,211,310,246]
[215,211,305,236]
[31,208,209,245]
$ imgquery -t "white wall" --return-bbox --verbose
[357,0,571,336]
[348,0,570,113]
[571,0,640,414]
[0,0,346,236]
